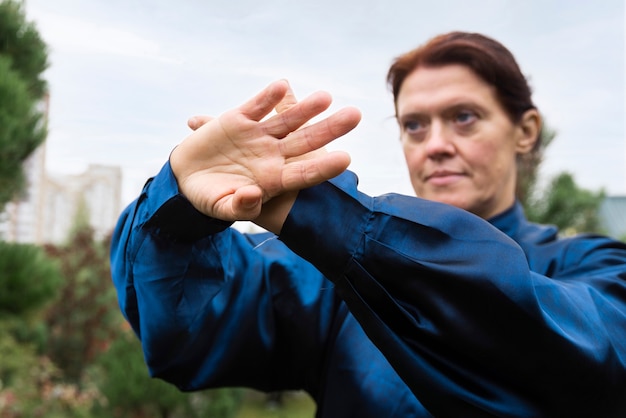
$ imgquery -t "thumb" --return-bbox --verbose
[188,115,215,131]
[231,185,263,220]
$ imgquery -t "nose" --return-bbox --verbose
[424,121,455,159]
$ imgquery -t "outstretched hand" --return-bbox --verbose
[170,80,361,224]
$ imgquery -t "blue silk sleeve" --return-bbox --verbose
[110,162,340,393]
[279,171,626,417]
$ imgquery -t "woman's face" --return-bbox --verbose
[396,64,538,219]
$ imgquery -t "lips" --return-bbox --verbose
[425,170,465,186]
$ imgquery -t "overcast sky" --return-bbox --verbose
[24,0,625,207]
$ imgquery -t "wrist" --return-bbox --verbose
[254,191,298,235]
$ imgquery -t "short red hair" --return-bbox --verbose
[387,32,536,123]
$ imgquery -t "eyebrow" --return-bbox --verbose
[398,101,487,120]
[397,111,426,121]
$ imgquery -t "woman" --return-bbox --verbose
[111,32,626,417]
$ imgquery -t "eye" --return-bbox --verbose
[403,120,421,133]
[455,110,477,125]
[401,118,428,137]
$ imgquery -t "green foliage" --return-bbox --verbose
[525,172,605,234]
[92,331,186,417]
[0,321,40,388]
[68,196,92,240]
[0,56,45,208]
[0,243,63,416]
[92,330,243,418]
[0,328,48,417]
[517,120,605,235]
[43,226,123,383]
[235,391,315,418]
[0,241,62,316]
[0,0,49,210]
[0,322,96,418]
[0,0,49,98]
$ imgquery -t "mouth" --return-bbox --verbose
[424,171,466,186]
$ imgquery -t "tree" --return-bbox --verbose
[525,172,605,234]
[43,225,123,383]
[0,0,49,210]
[92,330,243,418]
[0,242,65,417]
[518,120,605,234]
[0,0,48,97]
[0,55,45,209]
[0,241,62,317]
[0,240,62,358]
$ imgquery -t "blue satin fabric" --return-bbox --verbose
[111,162,626,417]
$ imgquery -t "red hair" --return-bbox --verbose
[387,32,536,123]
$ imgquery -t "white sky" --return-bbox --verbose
[24,0,625,207]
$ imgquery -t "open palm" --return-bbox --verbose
[170,80,361,221]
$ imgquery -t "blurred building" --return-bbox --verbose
[599,196,626,240]
[43,164,122,243]
[0,96,122,244]
[0,142,48,243]
[0,158,122,245]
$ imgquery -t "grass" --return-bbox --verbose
[235,390,316,418]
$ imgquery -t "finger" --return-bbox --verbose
[188,115,214,131]
[263,90,332,138]
[278,106,361,159]
[281,151,352,191]
[239,80,289,122]
[230,185,263,220]
[274,82,298,114]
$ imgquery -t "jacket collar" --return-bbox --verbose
[487,201,525,240]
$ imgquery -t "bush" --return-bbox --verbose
[0,241,61,317]
[91,330,243,418]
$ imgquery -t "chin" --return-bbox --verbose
[418,190,470,210]
[446,200,473,212]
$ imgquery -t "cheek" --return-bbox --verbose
[402,139,425,161]
[465,143,514,182]
[402,144,427,193]
[467,147,494,172]
[402,144,424,174]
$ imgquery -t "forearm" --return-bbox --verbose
[278,171,626,416]
[253,191,298,234]
[110,162,228,332]
[110,162,334,392]
[110,163,259,389]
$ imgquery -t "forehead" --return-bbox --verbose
[396,64,500,116]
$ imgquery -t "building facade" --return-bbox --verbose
[0,154,122,245]
[599,196,626,240]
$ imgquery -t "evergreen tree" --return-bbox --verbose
[0,242,63,416]
[0,0,49,210]
[0,241,61,317]
[0,0,48,97]
[93,330,243,418]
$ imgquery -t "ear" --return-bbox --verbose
[515,109,541,154]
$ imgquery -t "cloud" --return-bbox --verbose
[23,0,626,205]
[30,10,168,62]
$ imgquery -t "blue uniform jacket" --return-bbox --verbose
[111,162,626,417]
